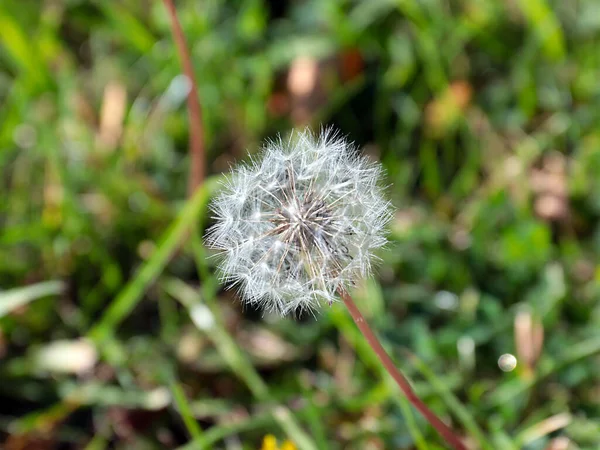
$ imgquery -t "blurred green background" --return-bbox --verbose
[1,0,600,449]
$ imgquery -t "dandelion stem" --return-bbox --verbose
[162,0,205,195]
[340,291,467,450]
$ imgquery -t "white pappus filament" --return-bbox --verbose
[204,128,393,315]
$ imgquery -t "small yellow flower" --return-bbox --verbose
[280,440,297,450]
[260,434,296,450]
[261,435,278,450]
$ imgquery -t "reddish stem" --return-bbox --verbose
[340,291,467,450]
[162,0,205,195]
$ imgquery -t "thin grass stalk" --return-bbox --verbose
[162,0,205,194]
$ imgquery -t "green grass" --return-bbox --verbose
[1,0,600,448]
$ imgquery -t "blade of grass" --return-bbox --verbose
[162,0,205,195]
[0,280,64,318]
[190,230,219,301]
[169,379,206,445]
[9,401,79,435]
[96,3,156,53]
[0,8,50,89]
[298,379,329,449]
[515,0,565,61]
[513,412,571,448]
[60,381,170,410]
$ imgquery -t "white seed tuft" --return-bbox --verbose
[204,128,393,315]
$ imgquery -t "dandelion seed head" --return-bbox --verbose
[204,128,393,315]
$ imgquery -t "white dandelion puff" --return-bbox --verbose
[204,128,394,315]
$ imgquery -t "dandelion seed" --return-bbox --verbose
[204,128,393,315]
